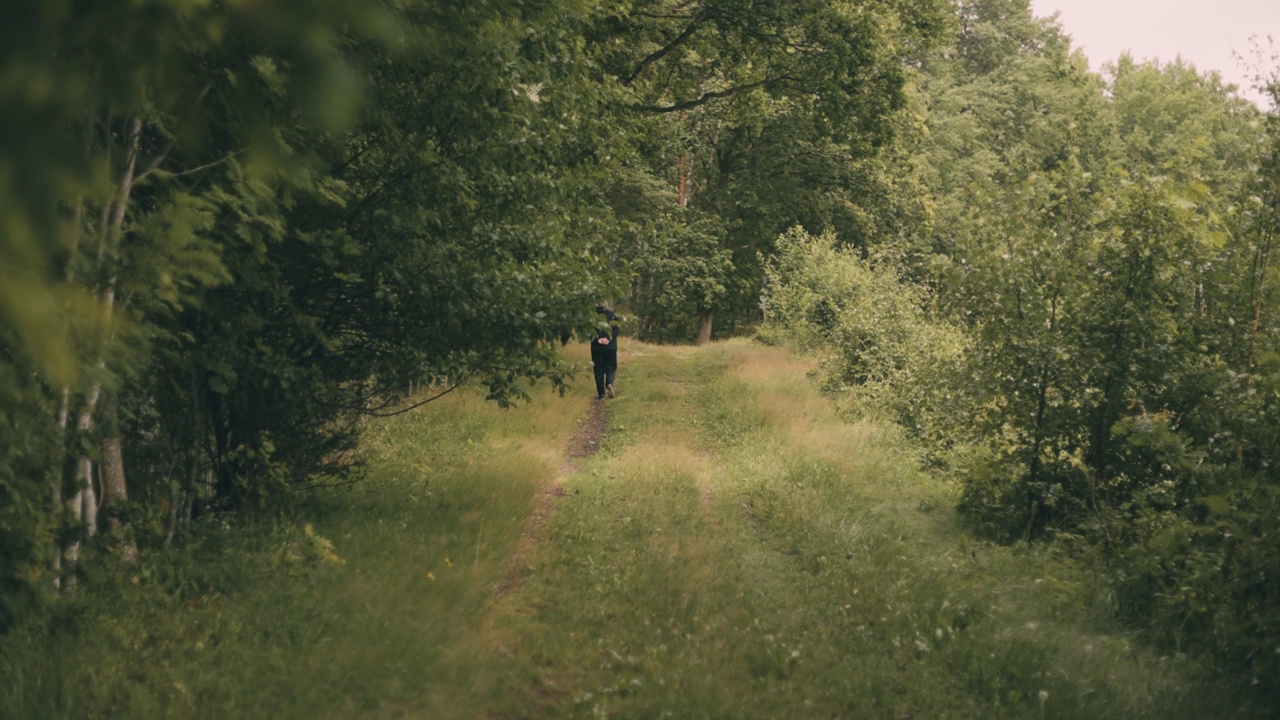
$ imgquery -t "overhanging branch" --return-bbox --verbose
[367,372,476,417]
[624,9,717,86]
[628,77,784,113]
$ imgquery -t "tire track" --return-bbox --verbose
[493,399,608,598]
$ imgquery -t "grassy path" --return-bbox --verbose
[455,340,1231,720]
[1,339,1247,719]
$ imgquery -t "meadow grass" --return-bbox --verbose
[469,339,1248,720]
[0,373,589,720]
[0,338,1259,718]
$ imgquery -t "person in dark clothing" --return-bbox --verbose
[590,322,619,399]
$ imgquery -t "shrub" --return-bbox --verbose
[760,226,969,447]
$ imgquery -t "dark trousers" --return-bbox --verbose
[594,367,616,397]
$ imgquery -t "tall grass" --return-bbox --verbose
[474,339,1251,719]
[0,379,588,719]
[1,339,1260,718]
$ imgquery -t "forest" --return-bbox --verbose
[2,0,1279,711]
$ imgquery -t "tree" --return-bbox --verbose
[0,0,624,625]
[606,0,949,340]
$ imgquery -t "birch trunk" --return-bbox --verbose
[64,115,143,583]
[99,390,138,562]
[98,391,126,520]
[52,388,70,586]
[63,381,102,588]
[94,116,142,558]
[167,370,203,547]
[52,190,88,584]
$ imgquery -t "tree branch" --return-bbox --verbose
[134,85,213,183]
[624,9,716,86]
[628,77,782,113]
[367,372,476,417]
[165,150,245,180]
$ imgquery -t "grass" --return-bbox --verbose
[0,338,1261,718]
[469,340,1244,719]
[0,372,589,720]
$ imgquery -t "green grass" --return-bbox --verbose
[0,373,590,720]
[0,339,1262,718]
[470,340,1245,719]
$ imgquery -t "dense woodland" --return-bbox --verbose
[2,0,1278,702]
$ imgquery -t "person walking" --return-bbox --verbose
[590,318,619,399]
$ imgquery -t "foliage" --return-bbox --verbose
[0,0,619,627]
[1,0,403,628]
[0,350,59,631]
[760,227,969,446]
[609,0,951,337]
[758,0,1280,696]
[629,210,732,341]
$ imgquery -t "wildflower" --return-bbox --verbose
[427,572,436,581]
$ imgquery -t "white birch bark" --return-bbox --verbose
[52,388,70,586]
[63,380,102,588]
[52,190,87,585]
[97,116,142,560]
[64,115,143,584]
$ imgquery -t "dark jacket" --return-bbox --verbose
[590,327,619,372]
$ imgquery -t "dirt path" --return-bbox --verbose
[494,399,609,598]
[559,398,609,473]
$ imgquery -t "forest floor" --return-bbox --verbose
[1,339,1263,719]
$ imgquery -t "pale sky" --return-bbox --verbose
[1028,0,1280,108]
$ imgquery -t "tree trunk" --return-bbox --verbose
[99,389,138,562]
[52,190,89,585]
[696,307,713,345]
[98,393,127,520]
[1027,293,1061,488]
[63,115,144,583]
[95,116,142,558]
[52,388,70,586]
[64,381,103,588]
[73,383,104,528]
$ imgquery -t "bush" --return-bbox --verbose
[1112,481,1280,701]
[760,227,969,447]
